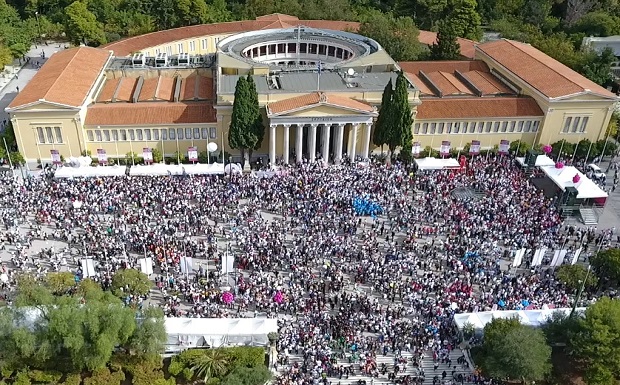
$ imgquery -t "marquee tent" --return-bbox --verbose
[54,165,127,178]
[453,307,586,330]
[164,317,277,352]
[515,155,555,167]
[415,157,460,171]
[540,165,608,199]
[129,163,225,176]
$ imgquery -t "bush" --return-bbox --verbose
[181,368,194,382]
[167,360,184,377]
[122,355,165,385]
[83,368,124,385]
[28,370,63,383]
[61,374,82,385]
[14,372,31,385]
[0,368,13,379]
[176,349,207,366]
[225,347,265,370]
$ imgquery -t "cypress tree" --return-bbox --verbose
[373,79,393,154]
[246,74,264,157]
[229,76,256,165]
[430,20,461,60]
[386,71,413,155]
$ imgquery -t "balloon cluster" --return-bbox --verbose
[352,196,383,216]
[542,144,552,154]
[221,291,234,304]
[462,251,480,269]
[573,174,581,184]
[273,291,284,304]
[555,161,564,169]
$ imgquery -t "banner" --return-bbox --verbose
[499,140,510,154]
[221,253,235,275]
[571,248,582,265]
[440,141,451,156]
[180,256,193,275]
[188,147,198,162]
[50,149,61,165]
[469,140,481,155]
[97,149,107,165]
[138,258,153,275]
[142,147,153,164]
[412,142,421,158]
[80,259,96,278]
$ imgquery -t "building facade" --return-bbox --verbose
[5,14,619,166]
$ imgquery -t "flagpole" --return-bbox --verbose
[585,142,593,164]
[317,61,321,91]
[598,136,609,165]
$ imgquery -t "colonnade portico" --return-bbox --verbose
[268,119,374,166]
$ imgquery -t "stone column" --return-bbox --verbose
[269,124,277,167]
[282,124,290,165]
[308,124,317,162]
[362,122,373,159]
[321,124,331,163]
[349,124,359,162]
[296,125,303,163]
[335,124,344,163]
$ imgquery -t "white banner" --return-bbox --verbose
[81,258,97,277]
[97,149,107,165]
[412,142,421,158]
[555,250,568,267]
[221,253,235,274]
[470,140,481,155]
[139,258,153,275]
[532,248,546,267]
[440,141,451,156]
[512,248,527,268]
[51,150,61,165]
[180,256,193,274]
[571,248,582,265]
[142,148,153,163]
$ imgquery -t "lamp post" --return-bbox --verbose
[570,265,591,318]
[34,12,42,47]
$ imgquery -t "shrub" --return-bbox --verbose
[176,349,207,366]
[181,368,194,382]
[0,368,13,379]
[122,355,166,385]
[225,347,265,370]
[28,370,63,383]
[14,372,31,385]
[83,368,124,385]
[167,360,184,377]
[61,374,82,385]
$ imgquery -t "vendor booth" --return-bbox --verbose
[164,317,277,353]
[414,157,461,171]
[129,163,225,176]
[539,165,608,202]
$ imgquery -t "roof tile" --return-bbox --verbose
[97,78,121,103]
[85,102,216,126]
[267,92,375,115]
[416,97,544,119]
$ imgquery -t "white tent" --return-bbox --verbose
[540,165,608,199]
[415,157,460,171]
[129,163,225,176]
[54,165,127,178]
[164,317,277,352]
[453,308,586,330]
[515,154,555,167]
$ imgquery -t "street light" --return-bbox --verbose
[570,265,591,318]
[34,12,42,47]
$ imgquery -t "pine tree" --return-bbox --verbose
[228,76,257,166]
[246,74,265,157]
[373,79,393,154]
[430,20,462,60]
[386,72,413,156]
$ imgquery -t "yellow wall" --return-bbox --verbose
[138,34,235,57]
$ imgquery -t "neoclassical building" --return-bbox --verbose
[5,13,619,166]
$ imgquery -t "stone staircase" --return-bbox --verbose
[451,188,484,201]
[579,207,599,226]
[278,347,473,385]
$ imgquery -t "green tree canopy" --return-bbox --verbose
[384,71,412,155]
[111,268,152,298]
[228,76,258,165]
[556,264,598,292]
[590,248,620,287]
[246,74,265,154]
[430,20,462,60]
[358,10,423,61]
[64,1,106,46]
[372,79,393,151]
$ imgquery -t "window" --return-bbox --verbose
[201,127,209,139]
[112,130,119,141]
[501,122,508,133]
[193,128,200,139]
[469,123,475,133]
[46,127,54,143]
[477,122,484,133]
[54,127,63,143]
[166,46,172,55]
[128,129,135,141]
[572,117,581,133]
[145,129,152,141]
[136,129,143,140]
[414,123,420,134]
[37,127,46,143]
[510,121,516,132]
[168,128,175,140]
[485,122,492,133]
[87,130,94,142]
[161,129,168,140]
[453,122,460,133]
[580,117,589,132]
[95,130,102,141]
[493,122,500,133]
[153,129,159,140]
[430,123,436,134]
[563,117,573,133]
[201,39,208,50]
[103,130,110,141]
[177,128,184,140]
[120,129,127,141]
[189,41,195,52]
[447,122,453,133]
[185,128,192,139]
[422,123,428,134]
[177,43,184,53]
[533,121,540,132]
[437,123,444,134]
[525,121,532,132]
[518,121,524,132]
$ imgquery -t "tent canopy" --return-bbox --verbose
[515,155,555,167]
[453,308,586,330]
[540,165,608,199]
[415,157,460,171]
[54,165,127,178]
[164,317,277,352]
[129,163,225,176]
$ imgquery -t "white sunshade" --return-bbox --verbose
[515,154,556,167]
[415,157,460,171]
[453,308,586,330]
[54,165,127,178]
[129,163,225,176]
[540,165,608,199]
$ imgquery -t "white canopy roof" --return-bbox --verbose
[164,317,277,352]
[453,308,586,330]
[540,165,608,199]
[54,165,127,178]
[129,163,225,176]
[515,154,556,167]
[415,157,460,170]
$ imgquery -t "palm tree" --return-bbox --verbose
[191,349,230,383]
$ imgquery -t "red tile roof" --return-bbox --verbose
[399,61,487,74]
[97,78,121,103]
[476,39,617,99]
[102,14,475,58]
[85,102,216,126]
[416,97,544,119]
[7,47,111,109]
[267,92,375,115]
[138,77,159,101]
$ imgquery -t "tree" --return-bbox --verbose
[571,11,620,36]
[446,0,483,40]
[590,248,620,287]
[220,366,272,385]
[228,76,257,167]
[0,44,13,70]
[606,112,619,139]
[564,0,597,27]
[9,152,25,166]
[358,11,423,61]
[575,138,595,158]
[556,264,598,292]
[578,47,615,86]
[125,152,139,164]
[430,20,462,60]
[395,0,448,30]
[572,297,620,385]
[128,306,167,355]
[151,148,163,163]
[45,272,76,295]
[479,318,552,382]
[541,310,582,345]
[64,1,106,46]
[550,139,575,158]
[385,72,412,156]
[190,349,230,383]
[111,268,151,298]
[245,74,264,161]
[372,79,393,154]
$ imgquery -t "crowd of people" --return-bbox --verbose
[0,154,612,385]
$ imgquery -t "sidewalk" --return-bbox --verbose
[0,43,64,123]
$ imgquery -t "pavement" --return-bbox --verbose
[0,42,65,123]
